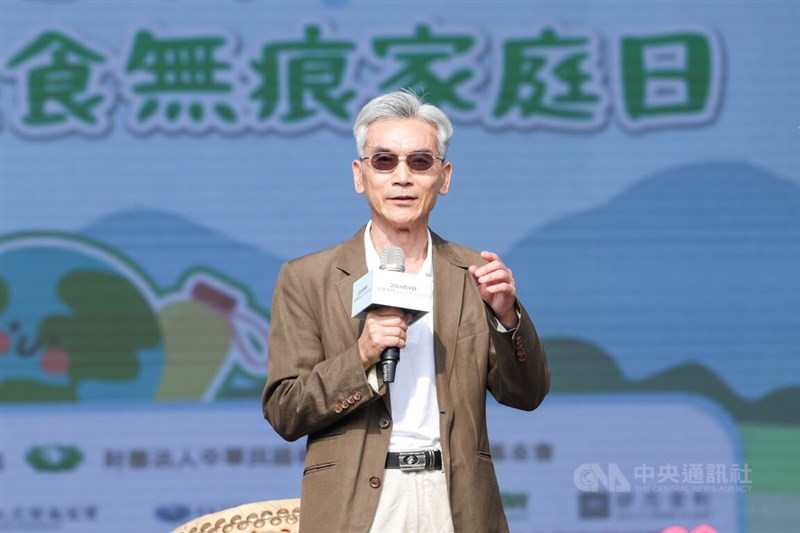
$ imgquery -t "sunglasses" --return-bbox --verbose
[360,151,444,172]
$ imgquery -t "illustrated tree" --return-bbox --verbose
[2,270,161,402]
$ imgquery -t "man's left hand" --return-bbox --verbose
[468,251,519,328]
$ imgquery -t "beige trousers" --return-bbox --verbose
[368,468,455,533]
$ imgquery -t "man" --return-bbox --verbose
[263,91,549,532]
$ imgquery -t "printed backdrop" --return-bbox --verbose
[1,1,798,532]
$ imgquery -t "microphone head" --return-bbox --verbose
[379,246,405,272]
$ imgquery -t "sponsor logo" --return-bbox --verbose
[25,444,84,472]
[154,505,192,523]
[0,506,98,529]
[154,503,237,524]
[579,492,611,519]
[663,526,718,533]
[501,492,528,511]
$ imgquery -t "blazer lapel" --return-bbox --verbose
[334,225,392,406]
[431,232,469,385]
[335,226,369,340]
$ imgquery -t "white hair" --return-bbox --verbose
[352,90,454,159]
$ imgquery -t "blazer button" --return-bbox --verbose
[378,417,391,429]
[354,391,363,401]
[340,401,350,410]
[347,394,356,405]
[334,404,343,414]
[369,476,381,489]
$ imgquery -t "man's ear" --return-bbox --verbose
[353,159,365,194]
[439,161,452,196]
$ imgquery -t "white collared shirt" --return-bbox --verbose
[364,221,441,451]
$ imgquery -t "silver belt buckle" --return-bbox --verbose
[398,452,427,471]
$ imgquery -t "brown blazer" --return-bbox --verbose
[263,226,549,532]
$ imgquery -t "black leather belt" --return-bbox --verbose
[385,450,443,471]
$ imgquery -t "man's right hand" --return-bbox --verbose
[358,307,412,370]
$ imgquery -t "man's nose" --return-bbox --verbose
[392,162,412,185]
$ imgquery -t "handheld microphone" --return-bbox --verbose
[378,247,405,383]
[350,247,433,384]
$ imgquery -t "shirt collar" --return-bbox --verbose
[364,220,433,277]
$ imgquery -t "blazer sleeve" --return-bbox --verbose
[486,299,550,411]
[262,261,378,442]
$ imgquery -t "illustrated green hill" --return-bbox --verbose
[543,337,799,426]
